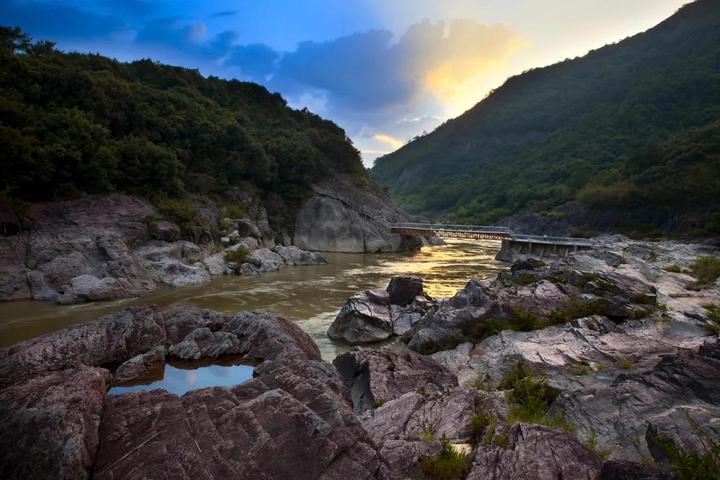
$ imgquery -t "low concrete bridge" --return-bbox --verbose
[391,223,595,260]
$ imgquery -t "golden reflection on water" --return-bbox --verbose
[0,239,506,360]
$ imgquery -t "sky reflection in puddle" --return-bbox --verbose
[109,362,255,396]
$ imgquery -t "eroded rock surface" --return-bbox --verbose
[467,424,603,480]
[333,346,457,414]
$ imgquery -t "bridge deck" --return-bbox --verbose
[391,223,595,247]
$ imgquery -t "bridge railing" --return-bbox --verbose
[391,223,596,246]
[510,234,596,246]
[392,223,513,234]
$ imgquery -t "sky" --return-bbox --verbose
[0,0,690,166]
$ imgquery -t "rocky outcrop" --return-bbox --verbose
[0,305,394,480]
[333,346,457,414]
[328,277,431,344]
[293,178,426,253]
[467,424,603,480]
[0,194,328,304]
[94,359,391,480]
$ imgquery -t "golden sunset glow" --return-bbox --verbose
[373,133,404,150]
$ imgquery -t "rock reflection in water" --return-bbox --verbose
[109,359,256,396]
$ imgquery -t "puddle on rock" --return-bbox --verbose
[109,359,256,396]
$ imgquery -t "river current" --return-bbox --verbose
[0,239,506,360]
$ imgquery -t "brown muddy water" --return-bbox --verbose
[0,239,507,361]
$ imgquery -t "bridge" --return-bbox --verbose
[390,223,595,260]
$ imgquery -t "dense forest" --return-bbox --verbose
[370,0,720,237]
[0,27,367,228]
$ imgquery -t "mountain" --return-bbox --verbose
[0,26,368,233]
[370,0,720,237]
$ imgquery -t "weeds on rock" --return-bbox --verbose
[471,374,486,391]
[419,423,435,442]
[371,399,385,409]
[648,415,720,479]
[419,435,470,480]
[585,430,609,461]
[498,360,534,390]
[617,357,634,370]
[548,296,603,325]
[702,305,720,335]
[688,256,720,289]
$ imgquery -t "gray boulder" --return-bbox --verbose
[387,275,423,306]
[328,289,394,343]
[273,245,327,265]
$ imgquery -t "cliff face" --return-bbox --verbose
[294,177,423,253]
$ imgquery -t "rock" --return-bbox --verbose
[273,245,327,265]
[390,305,423,335]
[140,256,211,287]
[387,276,423,306]
[407,326,466,355]
[467,424,603,480]
[114,346,166,382]
[293,179,425,253]
[235,218,263,239]
[169,327,240,359]
[148,219,180,242]
[554,340,720,462]
[333,346,458,413]
[449,279,491,308]
[202,252,226,276]
[93,359,390,480]
[328,290,393,343]
[59,274,132,303]
[239,262,261,275]
[600,460,675,480]
[245,247,284,272]
[0,366,112,480]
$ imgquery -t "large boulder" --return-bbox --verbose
[387,276,423,306]
[333,346,458,414]
[273,245,327,265]
[467,424,603,480]
[293,179,424,253]
[328,289,394,343]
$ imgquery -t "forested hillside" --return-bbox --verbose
[0,27,367,229]
[370,0,720,236]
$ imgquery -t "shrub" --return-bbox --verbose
[516,273,536,286]
[689,256,720,289]
[221,203,246,219]
[570,230,593,239]
[703,305,720,335]
[471,413,490,440]
[506,376,558,423]
[510,308,540,331]
[471,374,486,391]
[548,296,603,325]
[224,246,250,267]
[567,363,595,376]
[371,399,384,409]
[419,435,470,480]
[481,415,500,445]
[157,197,197,237]
[664,264,683,273]
[498,360,534,390]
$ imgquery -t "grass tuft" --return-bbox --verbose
[419,435,470,480]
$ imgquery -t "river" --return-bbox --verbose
[0,238,506,360]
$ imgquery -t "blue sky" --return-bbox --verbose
[0,0,689,165]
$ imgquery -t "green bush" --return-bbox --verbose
[418,423,435,442]
[224,246,250,266]
[510,308,540,331]
[221,204,247,219]
[498,360,534,390]
[371,399,384,409]
[618,357,634,370]
[419,435,470,480]
[664,264,683,273]
[157,197,197,237]
[548,296,603,325]
[689,256,720,289]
